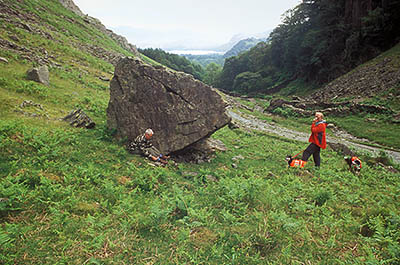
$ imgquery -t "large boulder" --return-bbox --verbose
[107,57,231,154]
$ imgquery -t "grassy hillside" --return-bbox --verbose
[1,0,399,264]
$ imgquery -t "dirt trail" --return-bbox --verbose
[227,109,400,164]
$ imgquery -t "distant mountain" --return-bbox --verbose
[182,36,267,67]
[222,38,265,58]
[213,31,271,52]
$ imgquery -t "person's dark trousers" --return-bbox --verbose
[301,143,321,167]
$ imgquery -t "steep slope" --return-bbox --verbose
[310,42,400,107]
[0,0,138,124]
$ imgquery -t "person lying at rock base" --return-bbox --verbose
[128,128,169,164]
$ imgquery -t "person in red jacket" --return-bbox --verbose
[301,112,327,168]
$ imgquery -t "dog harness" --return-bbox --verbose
[351,157,362,169]
[290,159,307,168]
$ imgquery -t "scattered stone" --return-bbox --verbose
[99,76,110,82]
[15,100,49,118]
[182,171,199,179]
[9,35,19,42]
[326,123,336,129]
[385,166,398,173]
[26,65,49,85]
[393,112,400,123]
[0,57,8,63]
[21,22,33,32]
[232,155,245,161]
[51,62,62,68]
[228,121,240,129]
[20,100,43,110]
[206,175,218,182]
[365,118,377,123]
[266,97,393,117]
[62,109,95,129]
[107,57,230,154]
[309,56,400,102]
[231,163,238,168]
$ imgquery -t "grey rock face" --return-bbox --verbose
[27,65,49,85]
[58,0,85,17]
[107,57,231,154]
[58,0,138,57]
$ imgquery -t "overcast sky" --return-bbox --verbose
[73,0,301,50]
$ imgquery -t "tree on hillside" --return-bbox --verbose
[203,63,222,87]
[217,0,400,94]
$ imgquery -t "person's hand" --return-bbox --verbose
[160,159,168,164]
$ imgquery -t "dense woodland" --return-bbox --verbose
[217,0,400,94]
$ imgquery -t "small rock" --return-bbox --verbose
[99,76,110,82]
[21,22,33,32]
[231,163,238,168]
[327,123,336,129]
[20,100,43,110]
[182,172,199,179]
[9,35,19,42]
[0,57,8,63]
[232,155,245,161]
[365,118,377,123]
[205,175,218,182]
[228,121,240,129]
[385,166,398,173]
[62,109,95,129]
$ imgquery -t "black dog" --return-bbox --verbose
[344,156,362,174]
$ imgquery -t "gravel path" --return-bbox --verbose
[228,109,400,164]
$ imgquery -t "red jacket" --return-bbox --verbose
[309,120,327,149]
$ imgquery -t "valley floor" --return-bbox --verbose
[228,109,400,164]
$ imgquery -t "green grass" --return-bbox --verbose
[0,0,399,263]
[1,119,399,264]
[329,113,400,150]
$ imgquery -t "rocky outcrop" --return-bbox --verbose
[310,57,400,102]
[27,65,49,85]
[58,0,138,57]
[107,57,231,154]
[266,97,394,117]
[58,0,84,17]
